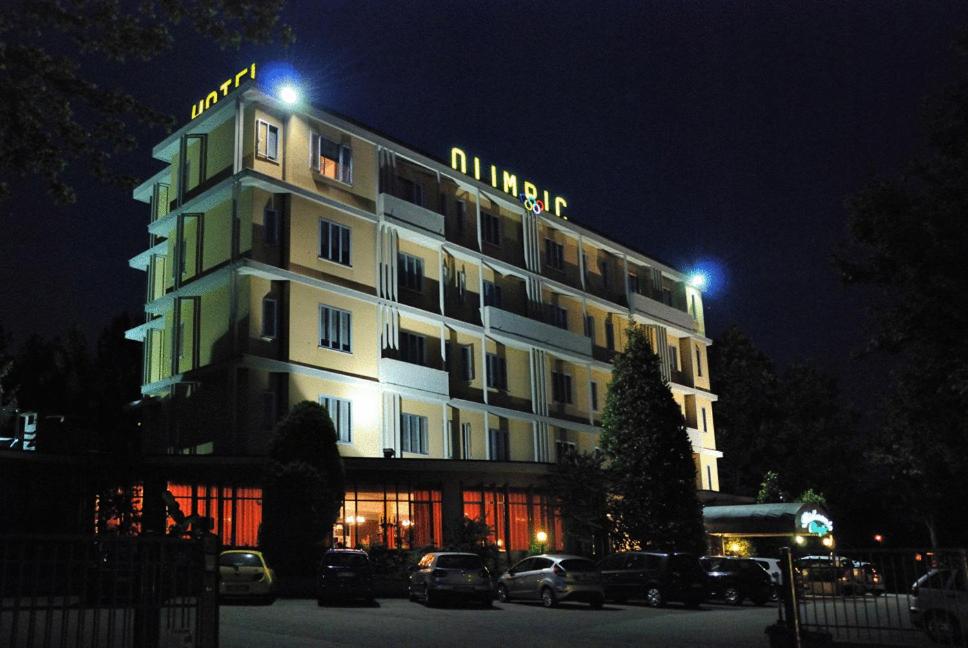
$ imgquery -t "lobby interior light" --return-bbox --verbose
[277,83,300,105]
[535,530,548,544]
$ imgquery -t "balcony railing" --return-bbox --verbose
[379,357,449,397]
[630,291,697,331]
[382,193,445,237]
[483,306,592,357]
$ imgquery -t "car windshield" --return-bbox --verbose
[560,559,597,572]
[323,553,368,568]
[220,553,262,568]
[436,554,483,569]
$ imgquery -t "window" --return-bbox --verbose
[690,294,698,318]
[460,345,475,381]
[605,319,615,351]
[584,315,595,340]
[552,371,573,404]
[264,208,279,244]
[261,297,278,338]
[318,305,351,352]
[488,428,509,461]
[398,177,424,206]
[628,272,639,294]
[695,346,703,377]
[599,259,609,287]
[311,133,352,183]
[319,219,351,266]
[461,422,472,459]
[319,395,352,443]
[486,353,507,390]
[456,267,466,304]
[438,192,447,216]
[257,120,279,161]
[178,320,186,359]
[550,305,568,330]
[262,391,276,431]
[706,465,712,490]
[399,253,424,291]
[591,382,599,411]
[456,200,467,233]
[401,413,429,454]
[555,440,576,462]
[669,346,679,372]
[400,331,425,365]
[482,212,500,245]
[661,287,673,306]
[701,407,708,432]
[483,280,502,307]
[545,239,564,270]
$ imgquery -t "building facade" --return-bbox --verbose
[127,80,722,554]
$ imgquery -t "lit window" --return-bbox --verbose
[319,395,352,443]
[311,133,353,183]
[318,305,352,352]
[319,219,351,266]
[257,120,279,161]
[401,413,429,454]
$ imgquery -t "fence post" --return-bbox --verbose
[780,546,802,648]
[197,531,220,648]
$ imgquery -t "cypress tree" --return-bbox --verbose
[600,325,706,553]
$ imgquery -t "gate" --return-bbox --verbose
[0,534,218,648]
[776,547,968,647]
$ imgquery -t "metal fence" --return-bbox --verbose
[0,534,218,648]
[776,547,968,647]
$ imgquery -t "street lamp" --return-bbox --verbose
[277,83,300,105]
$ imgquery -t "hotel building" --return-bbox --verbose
[127,77,722,554]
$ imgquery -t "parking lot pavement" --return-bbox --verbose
[220,598,778,648]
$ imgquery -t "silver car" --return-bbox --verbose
[408,552,493,607]
[497,554,604,608]
[910,568,968,644]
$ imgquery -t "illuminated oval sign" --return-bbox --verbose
[519,193,544,215]
[450,147,568,219]
[800,509,833,536]
[191,63,257,120]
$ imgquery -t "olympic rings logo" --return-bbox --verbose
[519,193,545,215]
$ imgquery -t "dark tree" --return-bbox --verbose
[0,0,291,203]
[547,447,610,557]
[708,326,779,496]
[837,32,968,546]
[600,325,706,553]
[260,401,345,577]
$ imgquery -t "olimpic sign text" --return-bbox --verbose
[450,147,569,219]
[191,63,257,120]
[800,510,834,536]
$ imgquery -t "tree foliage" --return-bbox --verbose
[0,0,292,203]
[547,447,610,556]
[599,325,706,554]
[756,471,785,504]
[260,401,345,577]
[837,31,968,546]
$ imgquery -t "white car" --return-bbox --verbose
[910,569,967,644]
[751,558,782,600]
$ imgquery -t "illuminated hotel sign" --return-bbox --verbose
[450,147,569,219]
[191,63,257,120]
[800,510,833,536]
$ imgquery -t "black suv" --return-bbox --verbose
[599,552,706,607]
[700,556,772,606]
[317,549,374,605]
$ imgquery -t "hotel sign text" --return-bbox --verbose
[191,63,257,120]
[450,147,568,219]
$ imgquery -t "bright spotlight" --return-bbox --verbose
[277,84,300,105]
[688,272,708,290]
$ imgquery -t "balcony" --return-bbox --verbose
[630,292,697,332]
[379,357,449,398]
[687,427,723,457]
[381,193,445,237]
[483,306,592,357]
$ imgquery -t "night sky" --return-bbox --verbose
[2,1,967,407]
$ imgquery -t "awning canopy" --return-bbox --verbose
[703,502,834,537]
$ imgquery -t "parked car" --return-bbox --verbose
[910,568,967,644]
[408,552,492,607]
[700,556,772,606]
[218,550,275,603]
[599,551,706,607]
[498,554,604,608]
[751,557,783,601]
[796,555,885,597]
[317,549,374,605]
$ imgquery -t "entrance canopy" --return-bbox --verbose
[703,502,834,537]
